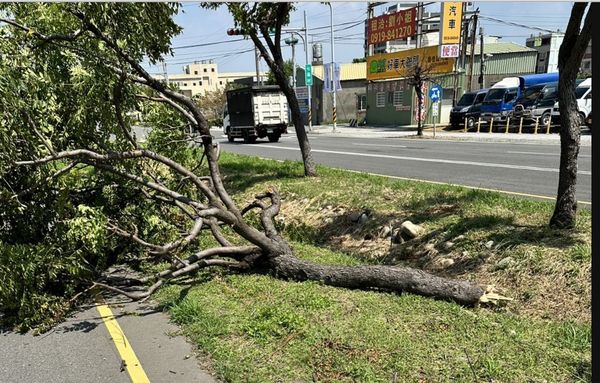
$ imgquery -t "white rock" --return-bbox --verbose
[400,220,424,239]
[485,240,494,249]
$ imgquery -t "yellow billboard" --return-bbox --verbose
[440,2,463,45]
[366,45,455,81]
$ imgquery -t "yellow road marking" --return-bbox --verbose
[95,295,151,383]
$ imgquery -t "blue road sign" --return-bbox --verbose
[429,84,442,102]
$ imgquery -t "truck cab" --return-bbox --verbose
[481,73,559,123]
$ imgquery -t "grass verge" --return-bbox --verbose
[154,152,590,382]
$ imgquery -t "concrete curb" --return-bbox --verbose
[288,126,592,146]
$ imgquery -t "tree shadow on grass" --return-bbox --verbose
[218,156,305,194]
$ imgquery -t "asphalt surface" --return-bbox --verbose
[1,296,218,383]
[213,130,592,204]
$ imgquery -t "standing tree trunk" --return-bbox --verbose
[550,3,592,228]
[261,51,317,177]
[415,84,424,136]
[226,2,317,177]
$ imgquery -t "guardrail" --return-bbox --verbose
[461,116,563,134]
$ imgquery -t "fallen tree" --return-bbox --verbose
[1,3,499,309]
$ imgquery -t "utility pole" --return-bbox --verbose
[304,10,312,131]
[161,60,169,87]
[467,10,478,92]
[326,2,337,132]
[416,2,423,49]
[452,2,467,107]
[254,46,261,86]
[367,3,375,57]
[479,26,485,89]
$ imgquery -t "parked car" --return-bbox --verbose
[551,78,591,126]
[449,89,488,129]
[480,73,559,123]
[511,81,558,126]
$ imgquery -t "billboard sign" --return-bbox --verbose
[366,46,455,81]
[440,2,463,46]
[367,7,417,46]
[440,44,460,58]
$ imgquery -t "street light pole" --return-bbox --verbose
[327,2,337,132]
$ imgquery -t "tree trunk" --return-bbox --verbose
[550,3,592,228]
[551,77,581,228]
[268,253,485,305]
[278,77,318,177]
[416,84,423,136]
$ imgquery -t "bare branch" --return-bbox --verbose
[15,148,222,207]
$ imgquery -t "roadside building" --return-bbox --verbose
[154,60,264,97]
[525,32,564,74]
[365,39,537,126]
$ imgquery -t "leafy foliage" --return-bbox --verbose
[0,3,187,329]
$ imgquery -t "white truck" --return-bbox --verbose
[223,85,288,143]
[551,78,592,126]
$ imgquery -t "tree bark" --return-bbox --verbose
[416,84,424,136]
[268,253,485,305]
[550,3,592,228]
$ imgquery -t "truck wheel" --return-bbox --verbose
[243,135,256,144]
[227,134,234,143]
[467,117,475,131]
[541,112,551,128]
[267,133,280,142]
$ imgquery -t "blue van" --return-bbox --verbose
[480,73,559,123]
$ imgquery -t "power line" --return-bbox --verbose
[479,15,561,34]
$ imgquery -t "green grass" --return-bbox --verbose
[154,152,590,382]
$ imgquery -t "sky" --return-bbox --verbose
[144,1,574,77]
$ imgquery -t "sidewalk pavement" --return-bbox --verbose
[290,124,592,146]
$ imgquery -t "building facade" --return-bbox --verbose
[365,41,538,126]
[156,60,265,97]
[525,32,564,74]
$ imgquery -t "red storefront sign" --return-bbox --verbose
[367,7,417,45]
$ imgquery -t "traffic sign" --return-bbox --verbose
[432,101,439,117]
[429,84,442,102]
[305,64,313,86]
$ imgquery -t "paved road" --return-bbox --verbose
[213,130,592,204]
[1,296,218,383]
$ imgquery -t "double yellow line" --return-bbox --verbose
[95,295,151,383]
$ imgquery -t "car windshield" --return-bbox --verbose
[575,86,590,99]
[457,93,476,106]
[518,86,544,103]
[485,88,506,101]
[474,93,487,103]
[541,89,558,100]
